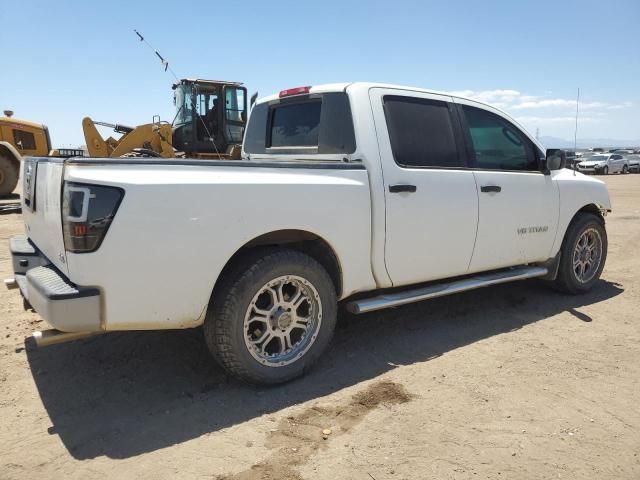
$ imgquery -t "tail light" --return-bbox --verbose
[62,182,124,253]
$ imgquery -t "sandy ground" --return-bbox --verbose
[0,174,639,480]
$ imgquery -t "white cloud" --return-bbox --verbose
[446,88,635,139]
[448,89,521,104]
[515,115,601,124]
[447,89,631,113]
[606,101,633,110]
[510,99,575,109]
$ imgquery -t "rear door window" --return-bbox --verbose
[244,93,356,155]
[383,96,462,168]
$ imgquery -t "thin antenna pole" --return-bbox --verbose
[134,29,179,81]
[573,88,580,175]
[573,88,580,151]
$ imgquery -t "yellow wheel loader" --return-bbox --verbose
[84,79,248,160]
[0,111,83,196]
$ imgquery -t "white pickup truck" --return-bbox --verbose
[7,83,611,384]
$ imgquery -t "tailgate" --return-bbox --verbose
[21,157,68,275]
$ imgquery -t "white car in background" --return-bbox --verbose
[577,153,629,175]
[629,156,640,173]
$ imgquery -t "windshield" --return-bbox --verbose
[173,85,193,126]
[591,155,608,161]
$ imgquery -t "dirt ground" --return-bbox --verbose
[0,175,639,480]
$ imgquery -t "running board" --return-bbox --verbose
[346,266,548,314]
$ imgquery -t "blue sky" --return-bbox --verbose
[1,0,638,147]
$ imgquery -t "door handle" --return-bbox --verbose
[389,184,417,193]
[480,185,501,193]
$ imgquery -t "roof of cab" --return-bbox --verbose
[255,82,500,111]
[253,82,542,149]
[0,116,45,129]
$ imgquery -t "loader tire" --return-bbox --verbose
[0,156,19,197]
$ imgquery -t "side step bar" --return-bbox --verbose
[346,266,548,314]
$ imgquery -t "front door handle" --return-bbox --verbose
[389,184,417,193]
[480,185,501,193]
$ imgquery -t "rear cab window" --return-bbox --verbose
[244,92,356,156]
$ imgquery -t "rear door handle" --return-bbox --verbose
[480,185,501,193]
[389,184,417,193]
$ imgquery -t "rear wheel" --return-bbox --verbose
[204,248,337,384]
[553,212,607,294]
[0,156,19,197]
[602,166,609,175]
[622,164,629,174]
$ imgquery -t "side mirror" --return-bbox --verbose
[544,149,566,173]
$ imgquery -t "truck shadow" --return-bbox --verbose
[25,279,622,460]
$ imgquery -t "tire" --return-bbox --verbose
[0,156,19,197]
[622,165,629,174]
[203,248,337,385]
[602,166,608,175]
[552,212,607,294]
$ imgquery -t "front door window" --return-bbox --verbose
[462,105,538,171]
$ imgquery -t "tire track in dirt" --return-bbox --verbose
[218,380,413,480]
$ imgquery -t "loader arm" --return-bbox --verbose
[82,117,173,158]
[110,123,173,158]
[82,117,114,157]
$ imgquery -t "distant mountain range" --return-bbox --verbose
[539,136,640,149]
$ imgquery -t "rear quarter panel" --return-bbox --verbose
[63,163,375,330]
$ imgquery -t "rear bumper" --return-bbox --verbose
[8,234,102,333]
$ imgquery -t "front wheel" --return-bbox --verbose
[552,212,607,294]
[204,248,337,385]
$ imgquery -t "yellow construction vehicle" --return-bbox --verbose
[0,110,84,196]
[0,110,49,195]
[83,79,248,160]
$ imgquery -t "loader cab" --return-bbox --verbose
[171,79,247,155]
[0,113,51,157]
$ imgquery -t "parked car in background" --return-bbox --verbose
[614,149,635,155]
[629,156,640,173]
[578,153,629,175]
[564,150,577,167]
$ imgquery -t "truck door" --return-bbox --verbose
[453,99,559,272]
[369,88,478,287]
